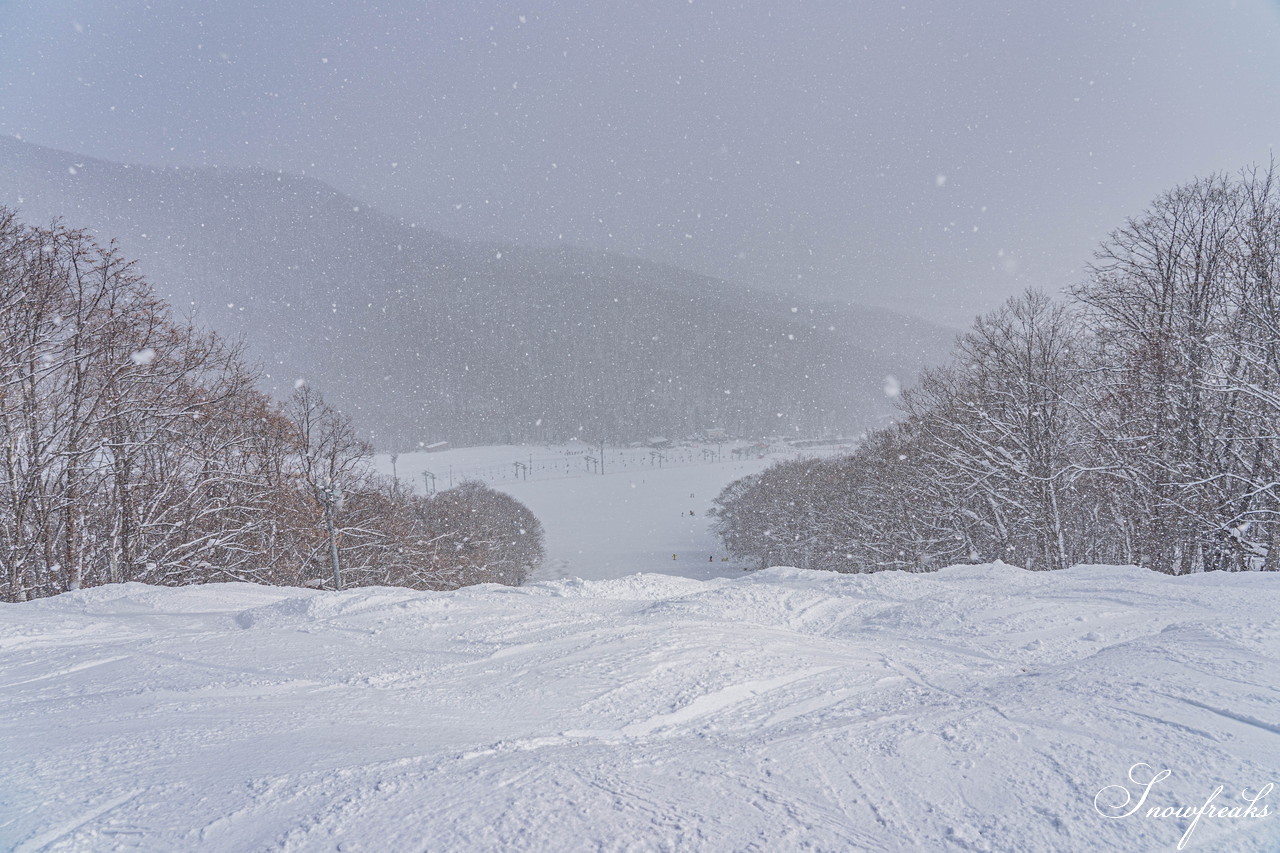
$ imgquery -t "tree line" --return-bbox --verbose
[0,210,543,602]
[712,168,1280,575]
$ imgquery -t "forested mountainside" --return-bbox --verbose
[0,136,952,447]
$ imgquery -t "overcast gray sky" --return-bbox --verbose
[2,1,1279,324]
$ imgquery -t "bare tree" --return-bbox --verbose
[1,211,546,601]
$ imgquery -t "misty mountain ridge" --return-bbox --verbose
[0,136,952,448]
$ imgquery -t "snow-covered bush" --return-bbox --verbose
[402,481,544,588]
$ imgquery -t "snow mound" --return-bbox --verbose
[233,588,423,629]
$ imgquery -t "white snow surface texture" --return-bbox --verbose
[2,565,1278,852]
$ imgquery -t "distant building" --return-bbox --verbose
[646,437,671,449]
[424,441,449,452]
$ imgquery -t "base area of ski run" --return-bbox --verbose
[2,565,1277,852]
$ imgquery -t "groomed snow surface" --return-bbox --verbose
[3,564,1278,851]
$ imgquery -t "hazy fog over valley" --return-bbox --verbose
[0,135,952,445]
[5,1,1279,323]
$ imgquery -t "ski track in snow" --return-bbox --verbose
[1,566,1278,851]
[2,454,1279,851]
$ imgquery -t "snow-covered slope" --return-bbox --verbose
[2,565,1277,851]
[374,441,803,580]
